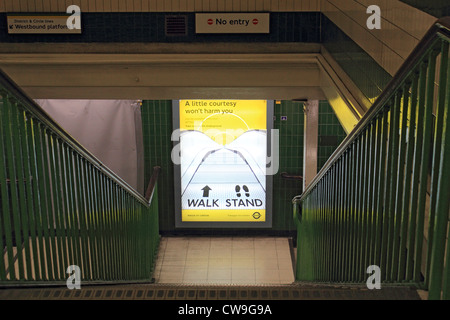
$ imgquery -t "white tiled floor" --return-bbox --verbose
[153,237,295,285]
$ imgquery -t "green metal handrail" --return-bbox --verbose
[293,17,450,300]
[0,70,160,284]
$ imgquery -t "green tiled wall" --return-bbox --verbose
[318,101,347,171]
[141,100,176,233]
[0,12,321,43]
[141,100,345,234]
[272,101,304,232]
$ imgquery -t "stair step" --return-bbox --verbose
[0,283,421,300]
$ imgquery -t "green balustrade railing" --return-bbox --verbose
[293,17,450,300]
[0,70,160,284]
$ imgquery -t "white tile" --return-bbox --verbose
[186,249,209,260]
[232,238,254,249]
[209,247,232,259]
[254,239,276,249]
[232,248,255,259]
[276,249,292,260]
[182,279,210,284]
[256,269,281,284]
[278,259,294,270]
[155,260,163,269]
[185,258,209,267]
[210,241,232,251]
[232,268,256,282]
[163,250,187,261]
[254,248,277,260]
[209,279,233,285]
[188,237,211,242]
[279,270,295,284]
[232,257,255,269]
[255,258,279,269]
[256,268,280,278]
[188,238,211,250]
[154,236,294,285]
[158,277,182,284]
[210,237,232,244]
[153,266,161,277]
[276,241,291,250]
[208,258,232,268]
[167,236,190,243]
[156,251,165,260]
[232,279,257,285]
[207,268,232,280]
[161,259,186,267]
[165,241,189,251]
[158,266,184,282]
[183,268,208,281]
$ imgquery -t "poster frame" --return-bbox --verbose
[172,99,274,229]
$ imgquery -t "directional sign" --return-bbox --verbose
[196,13,269,34]
[7,14,81,34]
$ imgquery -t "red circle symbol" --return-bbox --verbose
[207,19,213,25]
[252,18,259,25]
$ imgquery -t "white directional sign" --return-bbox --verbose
[195,13,270,34]
[7,14,81,34]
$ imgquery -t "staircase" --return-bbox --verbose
[0,16,449,300]
[293,17,450,300]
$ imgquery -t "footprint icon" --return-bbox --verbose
[235,185,250,197]
[243,185,250,197]
[235,185,241,197]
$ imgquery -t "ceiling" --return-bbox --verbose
[0,44,369,133]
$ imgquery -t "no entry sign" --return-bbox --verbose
[196,13,270,34]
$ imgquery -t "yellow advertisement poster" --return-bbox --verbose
[179,100,267,222]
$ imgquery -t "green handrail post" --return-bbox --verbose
[426,40,449,287]
[428,38,450,299]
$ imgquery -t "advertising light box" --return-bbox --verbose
[173,100,273,228]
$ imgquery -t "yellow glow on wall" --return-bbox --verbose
[180,99,266,144]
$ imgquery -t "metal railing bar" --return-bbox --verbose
[145,166,161,204]
[413,48,439,283]
[425,41,450,286]
[427,41,450,299]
